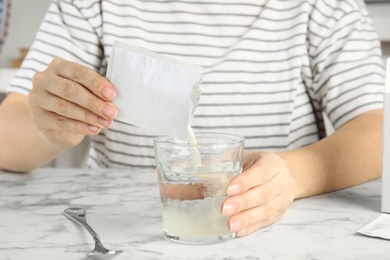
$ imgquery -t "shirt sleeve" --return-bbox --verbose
[302,0,384,130]
[7,0,103,96]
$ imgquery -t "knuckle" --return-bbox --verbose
[50,57,61,67]
[83,109,95,123]
[72,65,87,80]
[55,116,67,129]
[56,99,69,115]
[86,95,99,111]
[89,74,100,87]
[62,81,76,98]
[41,128,54,134]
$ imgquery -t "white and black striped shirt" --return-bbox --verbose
[8,0,385,169]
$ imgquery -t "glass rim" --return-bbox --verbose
[153,132,245,147]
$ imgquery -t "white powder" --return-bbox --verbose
[187,126,202,167]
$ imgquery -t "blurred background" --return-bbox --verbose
[0,0,52,102]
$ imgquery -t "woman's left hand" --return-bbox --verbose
[222,151,296,237]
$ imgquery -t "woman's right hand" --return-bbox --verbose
[28,58,118,148]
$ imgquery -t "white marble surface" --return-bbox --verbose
[0,168,388,260]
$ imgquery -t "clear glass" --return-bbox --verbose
[154,132,245,245]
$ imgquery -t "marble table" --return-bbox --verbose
[0,168,388,260]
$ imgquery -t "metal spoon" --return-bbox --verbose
[64,207,123,259]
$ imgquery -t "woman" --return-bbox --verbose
[0,0,384,237]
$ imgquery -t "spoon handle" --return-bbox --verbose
[64,207,101,243]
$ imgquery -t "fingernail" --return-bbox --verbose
[237,227,248,237]
[101,104,118,118]
[223,202,238,216]
[230,218,243,232]
[101,86,116,100]
[87,125,101,133]
[97,116,112,128]
[228,183,243,196]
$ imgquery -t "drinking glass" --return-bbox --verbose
[154,132,245,245]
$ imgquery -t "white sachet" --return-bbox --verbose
[358,213,390,240]
[382,58,390,212]
[107,41,202,140]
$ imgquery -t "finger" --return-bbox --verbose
[235,211,284,237]
[222,179,283,216]
[228,153,281,196]
[29,84,102,132]
[227,193,291,235]
[44,76,117,120]
[33,105,101,135]
[41,128,86,148]
[49,58,116,101]
[39,91,113,129]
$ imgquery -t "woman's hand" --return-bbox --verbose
[28,58,117,147]
[222,151,296,237]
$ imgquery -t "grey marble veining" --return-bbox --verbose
[0,168,388,260]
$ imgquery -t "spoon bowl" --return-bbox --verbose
[64,207,123,259]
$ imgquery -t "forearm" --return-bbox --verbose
[0,93,64,172]
[280,109,383,199]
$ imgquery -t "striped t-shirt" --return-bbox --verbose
[8,0,385,169]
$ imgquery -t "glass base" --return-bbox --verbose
[164,231,236,245]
